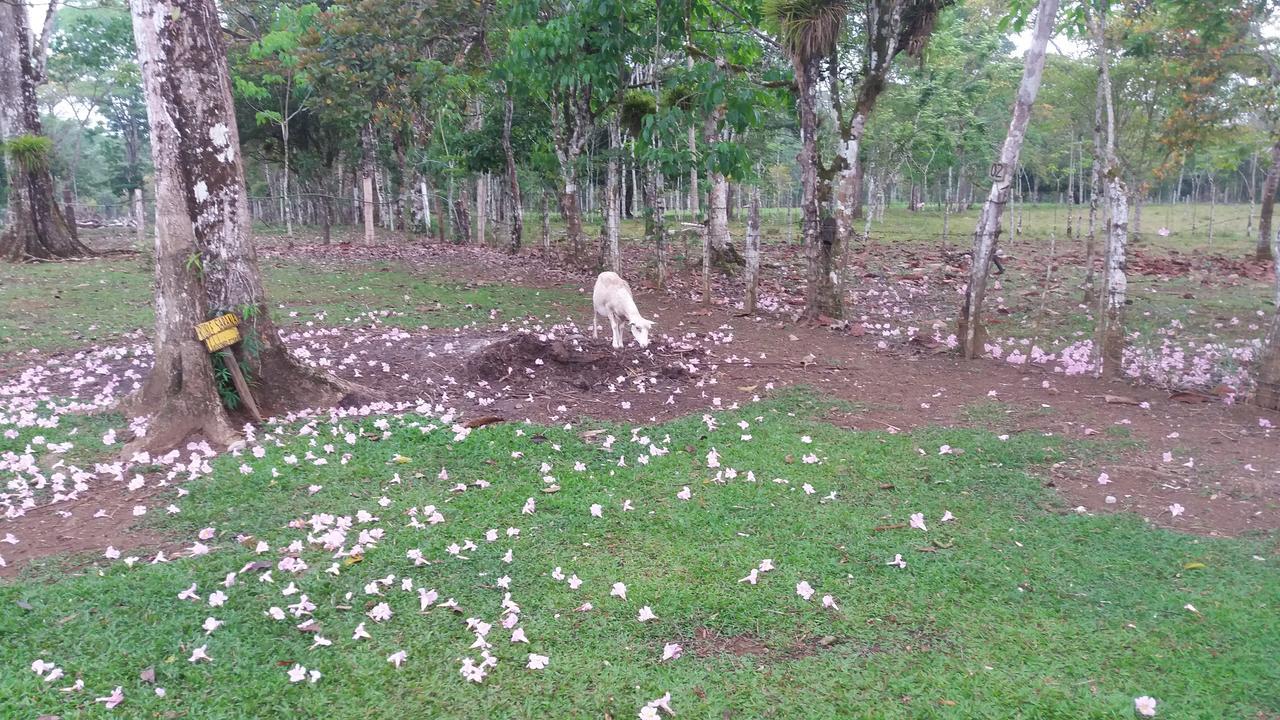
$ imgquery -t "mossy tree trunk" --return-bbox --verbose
[128,0,364,454]
[0,0,92,261]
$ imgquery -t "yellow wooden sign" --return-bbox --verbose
[195,313,241,353]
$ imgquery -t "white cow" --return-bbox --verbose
[592,271,653,349]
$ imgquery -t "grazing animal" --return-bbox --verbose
[592,271,653,349]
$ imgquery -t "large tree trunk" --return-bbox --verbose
[0,0,92,261]
[128,0,362,454]
[957,0,1057,358]
[502,87,523,254]
[126,0,245,451]
[1255,233,1280,409]
[797,57,833,322]
[1257,140,1279,262]
[744,183,762,314]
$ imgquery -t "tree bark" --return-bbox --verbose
[281,122,293,237]
[540,189,551,252]
[1255,231,1280,409]
[796,55,833,322]
[957,0,1057,358]
[127,0,363,454]
[643,156,667,289]
[360,123,376,243]
[0,0,92,261]
[744,183,761,314]
[550,85,591,263]
[502,86,523,254]
[702,92,742,271]
[603,116,621,271]
[62,185,78,243]
[1092,10,1128,379]
[474,173,488,245]
[1083,78,1104,303]
[1257,140,1279,262]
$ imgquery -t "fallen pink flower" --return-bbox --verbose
[96,686,124,708]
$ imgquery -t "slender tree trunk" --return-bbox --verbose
[550,93,589,263]
[1246,151,1257,243]
[134,188,146,249]
[1065,138,1075,247]
[1093,11,1128,379]
[644,158,667,289]
[0,0,92,261]
[431,179,446,242]
[603,116,621,271]
[281,123,293,237]
[744,183,761,314]
[360,123,376,243]
[540,189,551,253]
[957,0,1057,358]
[1084,81,1104,303]
[625,151,636,218]
[475,173,488,245]
[393,137,412,235]
[942,166,952,246]
[1258,141,1279,262]
[452,191,471,244]
[1132,187,1142,238]
[687,121,699,217]
[502,87,522,253]
[1207,176,1216,251]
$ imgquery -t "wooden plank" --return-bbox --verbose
[218,348,263,424]
[195,313,240,341]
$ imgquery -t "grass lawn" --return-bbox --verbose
[0,256,580,356]
[2,394,1275,719]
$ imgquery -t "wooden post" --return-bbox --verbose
[134,188,145,249]
[194,313,264,424]
[218,347,263,423]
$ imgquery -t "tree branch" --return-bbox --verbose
[703,0,780,51]
[32,0,60,84]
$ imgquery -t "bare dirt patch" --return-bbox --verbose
[462,332,692,391]
[688,626,771,658]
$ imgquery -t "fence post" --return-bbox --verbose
[134,188,145,249]
[63,185,79,242]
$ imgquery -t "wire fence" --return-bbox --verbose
[7,188,1262,252]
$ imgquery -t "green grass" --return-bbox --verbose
[256,202,1261,255]
[1,396,1275,719]
[0,257,581,356]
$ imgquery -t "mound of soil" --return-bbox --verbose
[463,332,692,391]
